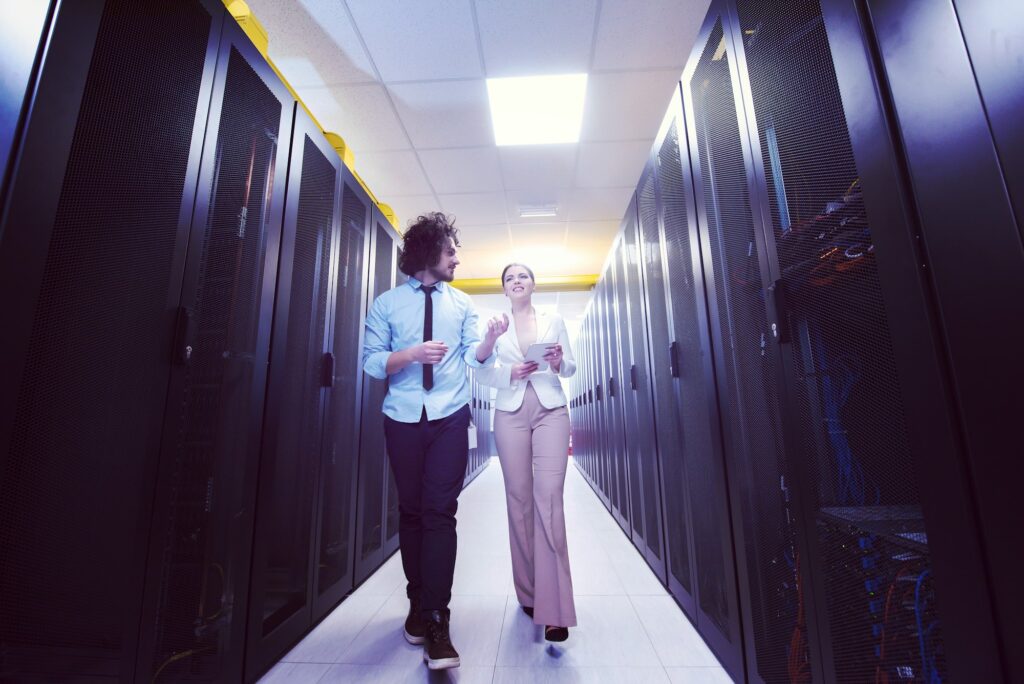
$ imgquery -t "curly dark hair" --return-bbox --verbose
[398,212,460,277]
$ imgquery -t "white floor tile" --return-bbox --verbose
[630,596,721,667]
[320,663,494,683]
[281,593,389,663]
[271,456,729,682]
[351,553,406,597]
[495,595,660,668]
[664,666,736,683]
[256,662,331,683]
[493,666,671,683]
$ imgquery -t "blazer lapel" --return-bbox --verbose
[537,311,554,342]
[504,307,525,360]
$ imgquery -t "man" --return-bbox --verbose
[362,212,508,670]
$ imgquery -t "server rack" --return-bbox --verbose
[245,104,342,675]
[136,10,296,680]
[311,166,372,623]
[861,2,1024,679]
[0,1,227,679]
[601,256,631,533]
[354,210,402,584]
[620,185,668,582]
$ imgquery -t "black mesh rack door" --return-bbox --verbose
[383,227,403,555]
[612,234,644,546]
[354,218,397,584]
[732,0,972,680]
[314,171,370,619]
[641,104,697,618]
[0,1,221,679]
[656,88,744,676]
[684,7,811,683]
[603,259,630,534]
[246,109,340,677]
[624,170,668,581]
[137,15,294,682]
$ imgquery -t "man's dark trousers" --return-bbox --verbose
[384,403,471,614]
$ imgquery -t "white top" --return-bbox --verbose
[474,309,576,411]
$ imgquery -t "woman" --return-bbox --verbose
[475,263,577,642]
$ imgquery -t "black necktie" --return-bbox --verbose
[421,285,435,390]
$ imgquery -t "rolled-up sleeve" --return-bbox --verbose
[362,295,392,380]
[461,301,494,369]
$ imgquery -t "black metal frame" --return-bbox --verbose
[0,1,225,680]
[245,103,342,677]
[309,164,373,622]
[857,1,1019,679]
[682,4,830,681]
[619,182,669,581]
[136,11,294,682]
[353,206,401,585]
[648,83,746,680]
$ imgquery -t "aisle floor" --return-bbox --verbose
[259,458,732,683]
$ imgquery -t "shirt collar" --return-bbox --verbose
[407,276,447,292]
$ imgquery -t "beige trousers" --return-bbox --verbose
[494,383,577,628]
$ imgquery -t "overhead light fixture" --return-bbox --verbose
[487,73,587,146]
[518,203,559,218]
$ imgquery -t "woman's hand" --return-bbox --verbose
[484,313,510,344]
[510,361,539,380]
[543,344,563,373]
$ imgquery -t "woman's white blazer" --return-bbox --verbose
[475,309,576,411]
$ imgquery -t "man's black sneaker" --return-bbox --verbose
[423,610,460,670]
[404,597,426,645]
[521,605,534,618]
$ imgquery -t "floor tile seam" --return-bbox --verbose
[626,592,674,670]
[491,594,512,676]
[328,589,399,665]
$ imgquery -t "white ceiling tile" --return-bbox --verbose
[593,0,711,71]
[299,84,408,152]
[382,195,439,229]
[475,0,598,77]
[576,140,652,188]
[498,144,577,191]
[346,0,484,81]
[509,222,568,250]
[388,80,494,148]
[419,147,503,194]
[457,224,511,251]
[567,187,634,222]
[565,220,618,246]
[351,150,433,197]
[580,70,682,142]
[504,188,572,224]
[454,247,513,279]
[248,0,378,86]
[439,192,509,225]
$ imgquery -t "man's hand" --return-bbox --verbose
[511,361,539,380]
[484,313,509,343]
[409,340,449,365]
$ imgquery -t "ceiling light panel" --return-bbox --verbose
[487,74,588,146]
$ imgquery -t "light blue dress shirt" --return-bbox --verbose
[362,276,494,423]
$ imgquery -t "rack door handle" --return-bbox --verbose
[321,352,335,387]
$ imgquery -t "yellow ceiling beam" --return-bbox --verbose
[452,274,598,295]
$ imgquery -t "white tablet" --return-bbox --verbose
[524,343,556,371]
